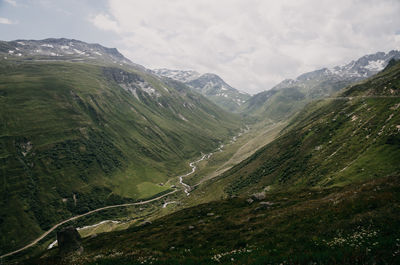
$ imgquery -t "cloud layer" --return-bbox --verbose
[89,0,399,93]
[0,17,15,24]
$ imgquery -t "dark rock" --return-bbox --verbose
[253,202,275,212]
[57,226,82,254]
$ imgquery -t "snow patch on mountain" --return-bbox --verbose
[139,81,161,97]
[153,69,201,82]
[0,38,146,70]
[273,50,400,92]
[41,44,54,48]
[153,69,250,111]
[73,48,85,55]
[364,59,385,71]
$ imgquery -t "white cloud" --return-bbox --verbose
[89,13,121,33]
[0,17,15,24]
[91,0,400,94]
[4,0,17,6]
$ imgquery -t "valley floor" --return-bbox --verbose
[3,121,282,262]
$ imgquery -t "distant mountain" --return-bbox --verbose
[152,68,201,82]
[243,50,400,121]
[0,38,241,254]
[153,69,250,112]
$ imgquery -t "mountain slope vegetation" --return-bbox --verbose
[216,59,400,196]
[0,39,241,254]
[25,59,400,265]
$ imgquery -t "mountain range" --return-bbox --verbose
[153,69,250,112]
[153,50,400,121]
[242,50,400,121]
[0,38,139,68]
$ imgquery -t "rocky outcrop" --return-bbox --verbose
[57,226,83,255]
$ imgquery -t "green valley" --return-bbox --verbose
[1,38,399,265]
[17,54,400,265]
[0,39,242,255]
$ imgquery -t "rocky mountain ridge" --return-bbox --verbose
[243,50,400,121]
[0,38,145,70]
[274,50,400,93]
[153,69,250,112]
[152,69,201,83]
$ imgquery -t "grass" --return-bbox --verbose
[25,175,400,265]
[109,165,175,199]
[3,49,400,264]
[209,68,400,196]
[136,182,170,199]
[0,58,242,254]
[24,61,398,264]
[187,120,285,185]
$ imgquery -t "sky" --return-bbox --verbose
[1,0,400,94]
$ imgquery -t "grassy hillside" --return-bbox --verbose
[0,58,241,254]
[4,40,400,264]
[241,78,362,123]
[241,87,307,121]
[26,175,400,264]
[19,61,400,265]
[216,60,400,196]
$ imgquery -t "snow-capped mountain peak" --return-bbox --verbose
[0,38,145,69]
[153,69,250,111]
[271,50,400,93]
[326,50,400,78]
[152,69,201,83]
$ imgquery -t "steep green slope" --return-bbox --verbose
[241,76,362,122]
[0,56,241,254]
[241,87,306,121]
[215,60,400,196]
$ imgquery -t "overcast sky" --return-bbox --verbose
[1,0,400,94]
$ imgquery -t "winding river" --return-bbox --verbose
[1,130,246,259]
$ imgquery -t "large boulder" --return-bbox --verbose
[57,226,83,254]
